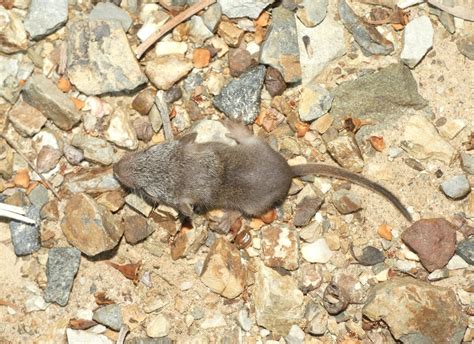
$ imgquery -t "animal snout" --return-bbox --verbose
[113,156,135,189]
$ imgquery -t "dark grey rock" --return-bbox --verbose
[260,7,300,83]
[22,74,81,131]
[440,175,471,199]
[213,65,266,124]
[338,0,393,56]
[67,20,147,95]
[9,205,41,256]
[24,0,68,40]
[352,245,385,266]
[183,72,204,93]
[201,3,222,32]
[456,237,473,265]
[89,2,132,32]
[44,247,81,306]
[93,304,123,331]
[28,184,49,209]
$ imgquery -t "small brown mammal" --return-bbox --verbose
[114,121,412,221]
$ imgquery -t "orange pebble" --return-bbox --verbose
[295,121,310,138]
[14,169,30,189]
[260,208,277,224]
[377,223,393,241]
[71,97,85,110]
[255,11,270,27]
[369,135,385,152]
[57,77,72,92]
[193,48,211,68]
[249,218,265,230]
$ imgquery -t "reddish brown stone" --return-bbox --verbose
[228,48,256,77]
[123,214,154,245]
[264,66,286,97]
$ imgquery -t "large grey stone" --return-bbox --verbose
[9,206,41,256]
[218,0,275,19]
[24,0,68,40]
[89,2,133,32]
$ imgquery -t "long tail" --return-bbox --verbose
[291,164,412,222]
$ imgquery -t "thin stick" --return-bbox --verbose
[116,324,129,344]
[0,133,60,200]
[0,203,27,215]
[0,209,36,224]
[135,0,216,59]
[155,91,174,141]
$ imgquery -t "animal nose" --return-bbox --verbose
[113,157,133,188]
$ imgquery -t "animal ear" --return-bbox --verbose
[178,132,197,145]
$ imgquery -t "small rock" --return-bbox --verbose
[400,16,434,68]
[305,302,328,335]
[285,325,305,344]
[95,191,125,213]
[254,261,305,335]
[163,84,183,103]
[125,193,153,217]
[24,0,68,40]
[192,119,234,145]
[332,189,362,214]
[63,167,120,194]
[401,114,455,164]
[456,34,474,60]
[440,175,471,199]
[446,254,469,270]
[193,48,211,68]
[0,54,34,104]
[456,237,473,265]
[93,304,123,331]
[123,215,154,244]
[146,56,193,91]
[261,225,299,270]
[213,65,266,124]
[36,146,61,173]
[297,263,323,293]
[9,206,40,256]
[362,277,467,343]
[89,2,133,32]
[351,245,385,266]
[338,0,393,55]
[146,314,170,338]
[217,21,244,47]
[66,329,113,344]
[22,74,81,131]
[237,308,252,332]
[311,114,333,134]
[133,117,153,142]
[296,0,328,27]
[401,218,456,272]
[260,7,301,82]
[228,48,256,77]
[138,6,169,42]
[0,7,28,53]
[298,83,333,122]
[437,118,466,139]
[44,247,81,306]
[25,295,49,313]
[28,184,49,209]
[61,193,123,256]
[322,130,364,172]
[218,0,275,19]
[427,268,449,281]
[67,20,147,95]
[294,184,324,227]
[8,101,47,137]
[264,66,286,97]
[105,110,138,150]
[301,238,333,263]
[460,152,474,175]
[63,144,84,165]
[201,3,222,32]
[200,313,227,329]
[200,238,247,298]
[132,88,156,116]
[323,281,349,315]
[71,134,114,166]
[188,16,213,45]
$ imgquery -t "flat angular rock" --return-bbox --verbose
[297,0,328,27]
[338,0,393,55]
[401,115,455,164]
[332,189,362,214]
[66,329,113,344]
[89,2,133,32]
[24,0,68,40]
[331,64,427,118]
[322,130,364,172]
[260,7,301,83]
[9,205,40,256]
[61,193,123,256]
[301,238,333,263]
[363,277,467,343]
[67,20,147,95]
[456,237,473,265]
[261,226,299,270]
[213,65,265,124]
[401,218,456,272]
[401,16,433,68]
[218,0,275,19]
[0,6,28,53]
[298,83,333,122]
[294,184,324,227]
[145,56,193,91]
[63,167,120,194]
[22,74,81,131]
[254,260,305,335]
[200,238,247,299]
[0,54,33,104]
[44,247,81,306]
[93,304,123,331]
[71,134,114,166]
[123,214,154,244]
[8,101,47,137]
[105,109,138,150]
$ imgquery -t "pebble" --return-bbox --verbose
[261,226,299,270]
[294,184,324,227]
[296,16,345,85]
[155,41,188,57]
[401,114,455,164]
[36,146,61,173]
[200,238,247,298]
[218,0,275,19]
[146,56,193,91]
[22,74,81,131]
[446,254,469,270]
[28,184,49,210]
[71,134,114,165]
[126,338,172,344]
[437,118,466,139]
[427,268,449,281]
[260,7,301,83]
[146,314,171,338]
[93,304,123,331]
[352,246,385,266]
[61,193,123,256]
[213,65,266,124]
[9,205,40,256]
[89,2,133,32]
[400,16,434,68]
[63,167,120,194]
[254,261,305,335]
[440,175,470,199]
[125,193,153,217]
[228,48,256,77]
[296,0,327,27]
[322,130,364,172]
[133,117,153,142]
[460,152,474,175]
[332,189,362,214]
[217,21,243,47]
[105,109,138,150]
[0,54,33,104]
[301,238,333,263]
[43,247,81,306]
[298,83,333,122]
[192,119,234,145]
[285,325,305,344]
[305,302,328,335]
[67,20,147,95]
[237,308,253,332]
[66,329,113,344]
[338,0,393,55]
[401,218,456,272]
[456,237,473,265]
[24,0,68,40]
[201,3,222,32]
[123,215,154,245]
[193,48,211,68]
[188,16,213,45]
[0,7,28,53]
[264,66,286,97]
[200,313,227,329]
[8,101,47,137]
[456,34,474,60]
[362,277,467,343]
